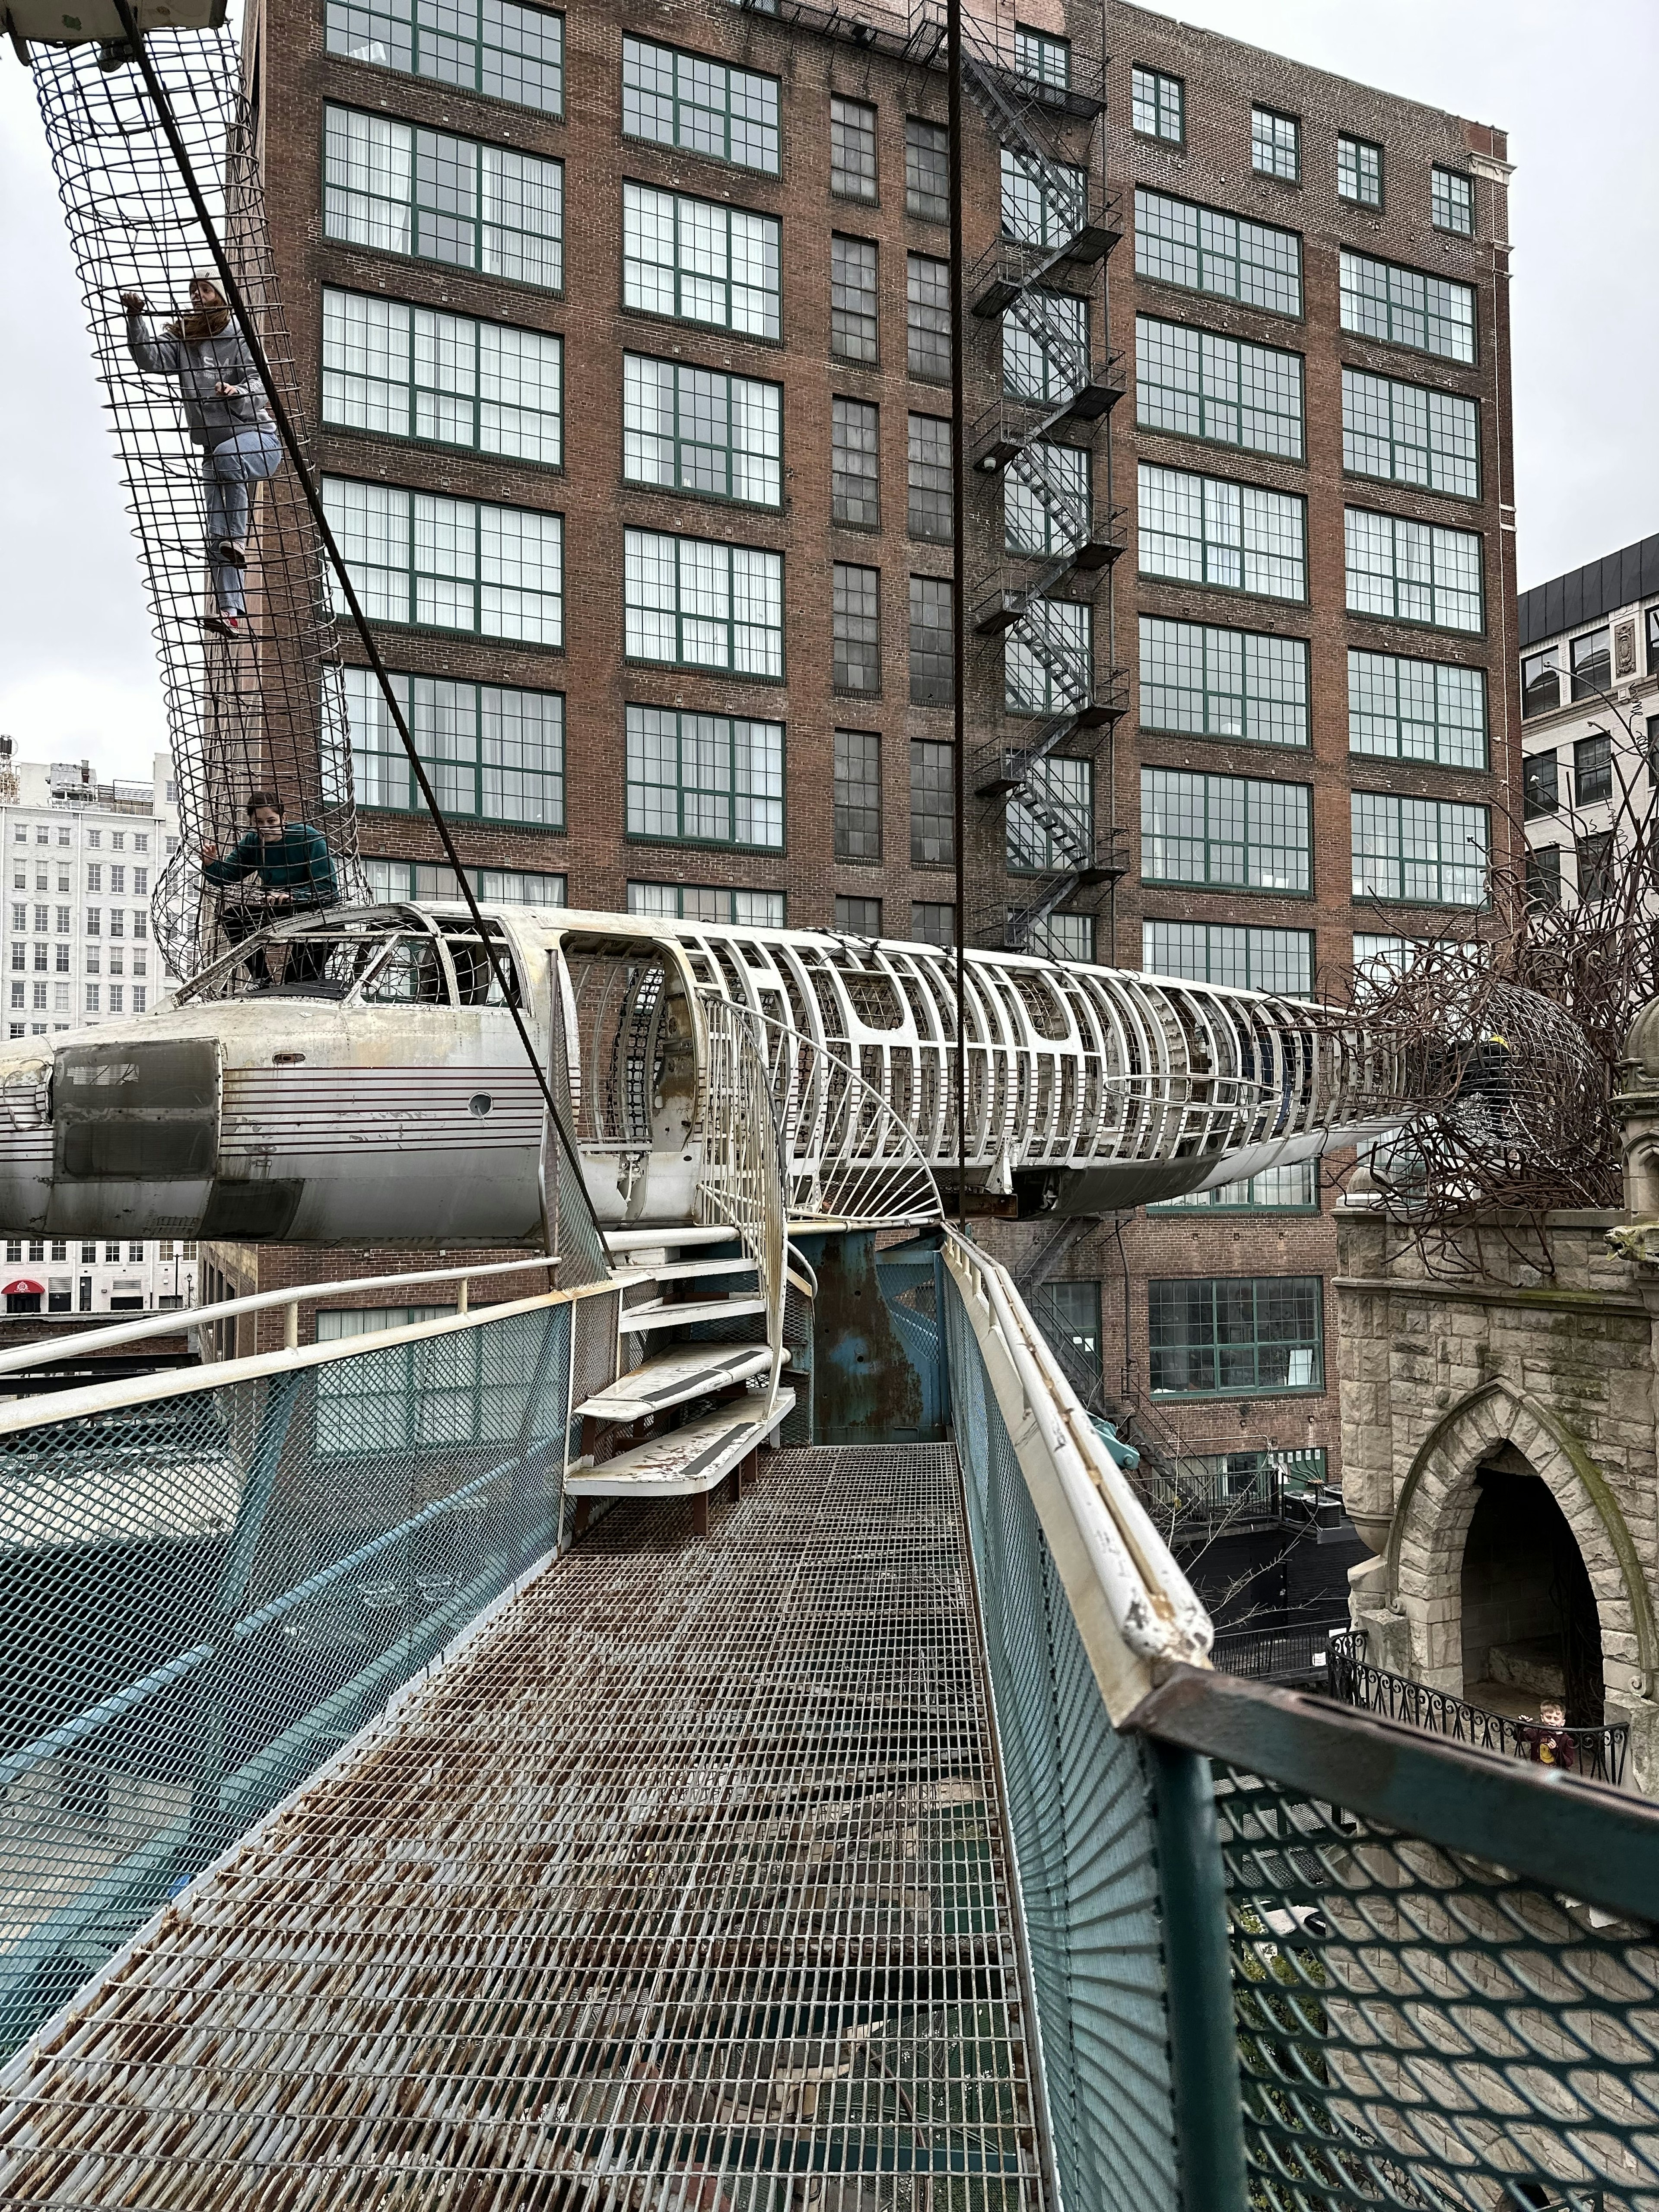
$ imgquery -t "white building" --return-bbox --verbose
[2,1236,198,1316]
[1518,534,1659,901]
[0,744,181,1039]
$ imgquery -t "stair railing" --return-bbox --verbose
[693,996,790,1417]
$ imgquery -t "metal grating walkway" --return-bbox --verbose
[0,1447,1050,2209]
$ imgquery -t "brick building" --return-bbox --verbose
[232,0,1518,1478]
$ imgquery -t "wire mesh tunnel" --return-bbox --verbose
[26,27,362,982]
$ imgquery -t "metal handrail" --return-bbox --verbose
[695,996,790,1416]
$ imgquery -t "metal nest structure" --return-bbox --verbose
[25,26,361,980]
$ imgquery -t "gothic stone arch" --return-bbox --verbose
[1386,1378,1656,1707]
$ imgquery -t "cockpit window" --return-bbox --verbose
[361,938,451,1005]
[443,929,521,1008]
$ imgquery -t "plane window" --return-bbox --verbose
[443,931,521,1008]
[361,937,451,1005]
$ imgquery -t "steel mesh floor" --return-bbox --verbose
[0,1446,1049,2210]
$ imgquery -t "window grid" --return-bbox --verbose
[1000,147,1086,249]
[1135,188,1302,317]
[1521,649,1559,718]
[833,564,881,694]
[1151,1160,1318,1212]
[910,575,954,704]
[1571,629,1611,701]
[906,254,952,381]
[1527,846,1563,907]
[346,667,563,825]
[625,705,784,848]
[324,107,562,287]
[1344,507,1483,633]
[833,728,881,860]
[1575,731,1613,806]
[1139,617,1309,748]
[1342,368,1478,498]
[1432,166,1474,235]
[323,289,562,464]
[1014,27,1068,88]
[1351,791,1489,907]
[836,895,883,934]
[623,182,781,338]
[1149,1276,1324,1396]
[1141,769,1312,893]
[323,476,563,642]
[623,527,783,675]
[1131,64,1182,142]
[1005,442,1088,557]
[1002,291,1088,404]
[1027,910,1094,963]
[907,414,953,542]
[621,36,779,172]
[832,398,880,528]
[1138,463,1306,601]
[1251,106,1300,181]
[910,739,954,864]
[1337,133,1382,207]
[905,118,948,221]
[1008,755,1090,872]
[831,235,879,362]
[1135,315,1304,460]
[910,901,955,946]
[1340,248,1475,363]
[1576,829,1615,904]
[1522,753,1559,819]
[1348,649,1487,768]
[364,857,567,905]
[325,0,563,112]
[623,354,782,507]
[629,881,784,926]
[1006,597,1090,715]
[830,97,877,200]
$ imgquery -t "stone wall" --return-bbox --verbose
[1335,1205,1659,1792]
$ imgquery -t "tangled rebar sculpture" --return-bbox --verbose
[25,28,362,979]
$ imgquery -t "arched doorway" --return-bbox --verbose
[1460,1452,1605,1726]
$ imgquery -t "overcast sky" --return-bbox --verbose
[0,0,1654,779]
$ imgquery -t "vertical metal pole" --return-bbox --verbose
[1146,1738,1250,2210]
[947,0,967,1228]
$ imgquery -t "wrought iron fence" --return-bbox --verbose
[1212,1615,1349,1685]
[1328,1629,1630,1787]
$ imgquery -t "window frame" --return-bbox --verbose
[1336,133,1383,210]
[832,562,882,696]
[1573,730,1613,807]
[324,0,563,114]
[623,703,785,851]
[1521,751,1559,820]
[1139,615,1311,750]
[1347,648,1488,770]
[830,233,880,364]
[1350,790,1491,909]
[906,252,953,382]
[1431,164,1475,236]
[1135,313,1306,461]
[1250,105,1300,183]
[620,34,780,175]
[831,396,881,529]
[622,180,782,340]
[628,881,785,928]
[829,94,878,201]
[904,116,948,222]
[906,412,953,543]
[1343,506,1485,636]
[344,666,566,828]
[1148,1274,1325,1398]
[621,352,783,511]
[1341,366,1480,500]
[909,574,955,706]
[322,474,564,644]
[1141,767,1313,895]
[1339,247,1476,364]
[1130,64,1184,144]
[1138,461,1309,604]
[835,894,883,934]
[1570,627,1611,702]
[909,737,955,864]
[622,525,785,678]
[323,104,563,290]
[833,727,882,861]
[1150,1160,1319,1214]
[1014,25,1070,89]
[321,288,563,467]
[1520,647,1560,719]
[1134,186,1304,319]
[1007,753,1092,874]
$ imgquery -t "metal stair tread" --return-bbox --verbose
[622,1294,769,1332]
[566,1390,796,1497]
[575,1344,773,1421]
[632,1256,756,1284]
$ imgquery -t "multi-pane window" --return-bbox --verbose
[1575,731,1613,805]
[1522,752,1559,818]
[906,255,952,381]
[1571,628,1611,699]
[1008,756,1090,871]
[836,895,882,934]
[1028,911,1094,963]
[1140,617,1310,747]
[1131,64,1183,142]
[830,96,877,199]
[1014,26,1069,88]
[1135,315,1304,459]
[833,728,881,860]
[344,667,563,824]
[1348,650,1487,768]
[910,575,954,704]
[1144,919,1313,995]
[1003,291,1088,403]
[1344,509,1483,632]
[1000,148,1085,248]
[1151,1160,1318,1211]
[625,705,784,847]
[1521,648,1560,718]
[623,528,783,675]
[1337,133,1382,207]
[323,291,562,464]
[910,739,954,863]
[1138,464,1306,601]
[623,355,782,506]
[322,477,562,642]
[1339,250,1475,363]
[1005,442,1088,556]
[1527,845,1563,906]
[1342,369,1478,498]
[1141,769,1312,892]
[363,857,566,905]
[1432,165,1474,235]
[831,235,879,362]
[1251,106,1299,181]
[1006,598,1090,714]
[1149,1277,1323,1395]
[623,183,781,337]
[1577,830,1615,903]
[831,398,880,527]
[1135,188,1303,318]
[324,108,562,286]
[325,0,563,112]
[833,563,881,693]
[905,118,948,221]
[629,881,784,927]
[621,37,779,172]
[910,900,955,945]
[1351,792,1489,906]
[907,414,953,542]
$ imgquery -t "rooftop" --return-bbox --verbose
[1519,533,1659,648]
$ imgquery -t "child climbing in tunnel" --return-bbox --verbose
[122,273,281,639]
[203,792,339,987]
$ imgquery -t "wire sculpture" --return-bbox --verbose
[24,27,362,981]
